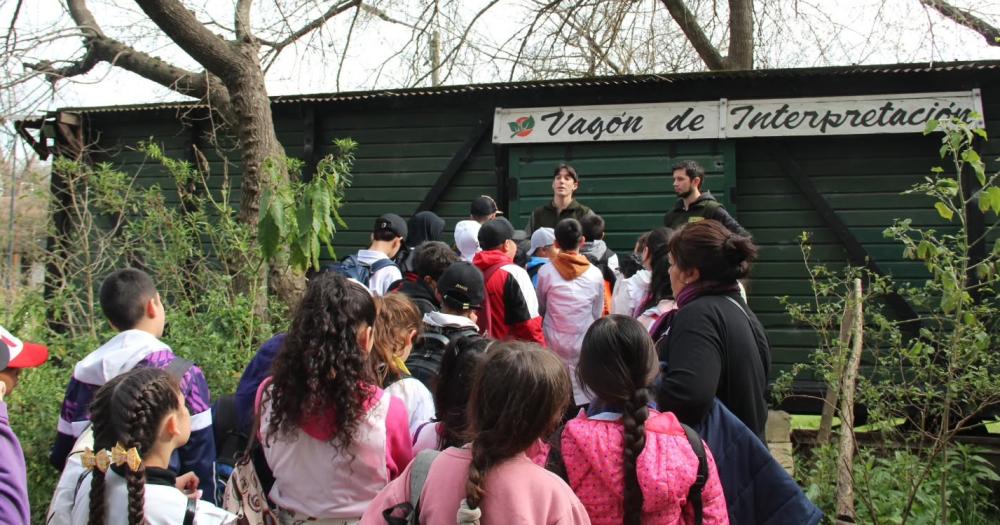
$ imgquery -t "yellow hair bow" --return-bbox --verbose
[81,443,142,472]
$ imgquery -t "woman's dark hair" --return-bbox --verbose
[431,336,493,449]
[464,342,571,510]
[577,316,658,525]
[267,272,377,451]
[88,368,182,525]
[640,227,674,312]
[669,219,757,282]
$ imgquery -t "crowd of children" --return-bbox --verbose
[0,160,825,525]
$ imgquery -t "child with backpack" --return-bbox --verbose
[536,218,605,416]
[545,315,728,525]
[50,268,217,502]
[412,335,492,454]
[258,273,413,522]
[69,367,234,524]
[388,240,459,315]
[331,213,407,295]
[371,293,436,437]
[405,261,488,389]
[361,342,590,525]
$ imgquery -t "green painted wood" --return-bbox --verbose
[507,141,730,252]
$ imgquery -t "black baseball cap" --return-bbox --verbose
[374,213,407,239]
[437,262,485,310]
[470,196,502,218]
[477,218,515,250]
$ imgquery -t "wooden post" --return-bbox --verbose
[835,278,864,523]
[818,297,858,445]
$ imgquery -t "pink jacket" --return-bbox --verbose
[558,411,728,525]
[361,447,591,525]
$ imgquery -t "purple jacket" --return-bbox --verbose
[0,401,29,524]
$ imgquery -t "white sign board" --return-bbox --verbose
[493,90,983,144]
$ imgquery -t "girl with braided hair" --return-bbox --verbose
[361,342,589,525]
[69,367,233,524]
[546,315,728,525]
[258,272,413,523]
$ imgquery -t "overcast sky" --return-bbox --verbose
[2,0,1000,115]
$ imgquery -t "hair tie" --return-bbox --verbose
[82,443,143,473]
[456,499,483,525]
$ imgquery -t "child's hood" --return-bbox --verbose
[73,329,171,386]
[423,311,479,331]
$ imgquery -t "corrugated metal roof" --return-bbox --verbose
[59,60,1000,114]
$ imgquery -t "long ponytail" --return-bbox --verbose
[577,315,659,524]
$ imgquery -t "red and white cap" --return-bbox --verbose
[0,326,49,371]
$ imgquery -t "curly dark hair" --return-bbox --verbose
[266,272,377,451]
[88,368,182,525]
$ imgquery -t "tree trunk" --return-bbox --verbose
[225,43,304,307]
[726,0,754,69]
[835,278,864,523]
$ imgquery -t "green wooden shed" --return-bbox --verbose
[19,60,1000,411]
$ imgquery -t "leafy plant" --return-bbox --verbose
[258,138,356,272]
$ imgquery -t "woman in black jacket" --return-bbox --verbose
[654,219,771,439]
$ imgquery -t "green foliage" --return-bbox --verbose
[258,138,356,271]
[798,444,999,524]
[6,142,295,522]
[782,116,1000,523]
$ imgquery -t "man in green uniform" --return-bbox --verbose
[663,160,749,237]
[528,164,593,232]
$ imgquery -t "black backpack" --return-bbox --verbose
[406,326,480,390]
[584,247,618,288]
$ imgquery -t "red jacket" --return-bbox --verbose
[472,250,545,345]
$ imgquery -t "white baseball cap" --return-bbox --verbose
[454,220,482,262]
[528,227,555,256]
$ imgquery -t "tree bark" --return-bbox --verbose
[660,0,726,71]
[817,297,858,445]
[834,279,864,523]
[726,0,754,69]
[921,0,1000,47]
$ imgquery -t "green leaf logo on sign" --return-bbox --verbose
[508,116,535,138]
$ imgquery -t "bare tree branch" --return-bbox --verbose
[262,0,359,55]
[235,0,254,41]
[920,0,1000,47]
[131,0,241,77]
[660,0,726,70]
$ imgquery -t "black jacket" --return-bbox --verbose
[663,192,749,237]
[655,291,771,438]
[388,279,439,315]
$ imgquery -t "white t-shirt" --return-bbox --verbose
[355,249,402,296]
[386,377,435,438]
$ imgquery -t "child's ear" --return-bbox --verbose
[145,296,158,319]
[356,324,374,354]
[162,412,180,438]
[407,329,418,347]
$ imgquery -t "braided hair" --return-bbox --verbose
[464,342,570,511]
[267,272,377,451]
[577,315,659,525]
[88,368,183,525]
[431,335,492,449]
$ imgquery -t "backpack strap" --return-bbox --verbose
[370,258,397,275]
[408,449,441,515]
[165,357,194,382]
[183,497,197,525]
[682,423,708,525]
[723,295,770,376]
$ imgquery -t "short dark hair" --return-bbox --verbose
[580,213,605,241]
[672,160,705,184]
[373,229,399,242]
[554,218,583,251]
[100,268,157,330]
[414,241,459,280]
